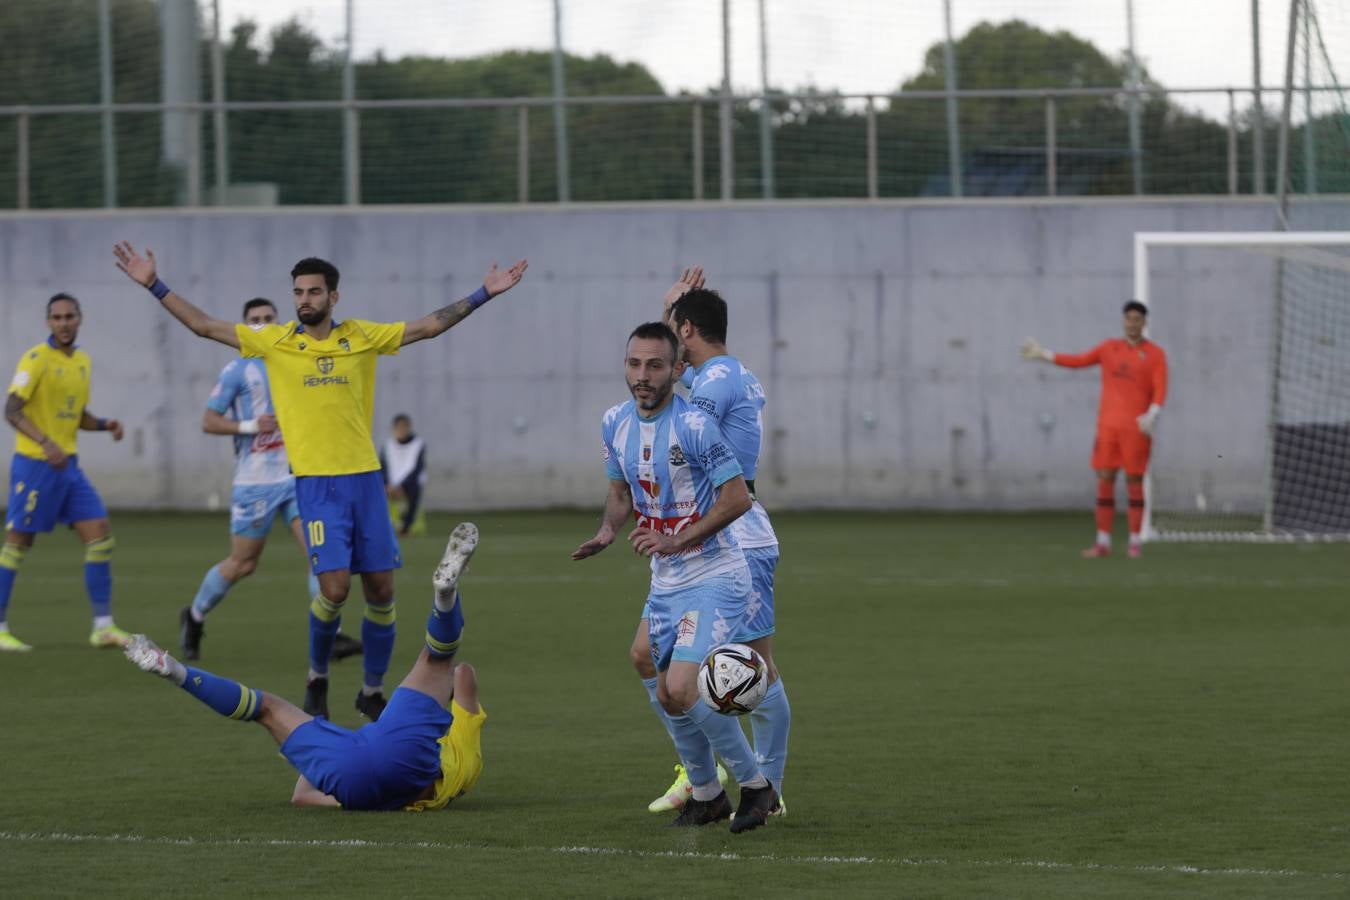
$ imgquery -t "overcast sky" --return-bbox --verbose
[216,0,1346,121]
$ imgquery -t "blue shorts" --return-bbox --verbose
[645,565,751,672]
[6,454,107,534]
[736,547,778,642]
[295,471,401,575]
[230,481,300,539]
[280,686,453,811]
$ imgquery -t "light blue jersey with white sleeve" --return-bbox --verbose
[602,394,746,590]
[206,358,294,486]
[685,355,778,549]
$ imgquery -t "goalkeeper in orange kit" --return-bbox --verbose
[1022,300,1168,558]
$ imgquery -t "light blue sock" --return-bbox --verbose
[665,711,719,791]
[686,699,763,787]
[181,666,262,720]
[642,677,677,741]
[191,565,233,618]
[750,678,791,790]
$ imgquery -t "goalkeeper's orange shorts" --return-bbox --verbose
[1092,422,1152,476]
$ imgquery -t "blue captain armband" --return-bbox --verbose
[467,285,491,310]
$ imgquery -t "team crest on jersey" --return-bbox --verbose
[298,342,306,350]
[669,444,687,467]
[316,357,335,374]
[642,445,652,461]
[338,338,350,353]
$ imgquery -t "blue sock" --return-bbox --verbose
[362,598,397,689]
[642,677,677,742]
[191,565,233,618]
[181,666,262,720]
[0,543,27,625]
[425,593,464,658]
[750,678,791,789]
[665,710,719,790]
[686,699,763,787]
[83,535,115,619]
[308,594,343,675]
[307,572,320,600]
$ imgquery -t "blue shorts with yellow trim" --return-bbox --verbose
[280,686,451,811]
[230,481,300,539]
[6,454,107,534]
[295,471,401,575]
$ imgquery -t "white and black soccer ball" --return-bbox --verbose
[697,643,769,716]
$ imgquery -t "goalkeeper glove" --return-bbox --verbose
[1020,337,1054,362]
[1137,403,1162,435]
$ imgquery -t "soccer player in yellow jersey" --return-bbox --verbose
[113,242,527,720]
[1,294,130,652]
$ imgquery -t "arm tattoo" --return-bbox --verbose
[4,393,24,428]
[432,298,474,330]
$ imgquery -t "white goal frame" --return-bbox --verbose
[1135,230,1350,542]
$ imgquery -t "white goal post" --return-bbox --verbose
[1135,231,1350,542]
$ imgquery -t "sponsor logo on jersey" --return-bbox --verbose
[710,608,731,645]
[316,357,335,374]
[304,355,350,386]
[251,431,286,453]
[669,444,687,467]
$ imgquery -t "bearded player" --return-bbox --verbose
[114,242,526,720]
[1022,300,1168,558]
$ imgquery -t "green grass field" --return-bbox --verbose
[2,510,1348,898]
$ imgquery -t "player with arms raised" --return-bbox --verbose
[572,322,778,833]
[1,293,129,651]
[113,242,526,717]
[1022,300,1168,558]
[180,297,359,663]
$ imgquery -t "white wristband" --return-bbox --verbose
[237,419,260,435]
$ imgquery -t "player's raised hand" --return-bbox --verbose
[628,526,681,558]
[106,419,124,442]
[571,532,613,561]
[663,265,705,318]
[484,259,528,298]
[1021,337,1053,362]
[113,241,157,287]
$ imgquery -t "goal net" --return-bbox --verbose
[1137,231,1350,542]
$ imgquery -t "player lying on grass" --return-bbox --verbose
[124,523,486,811]
[1022,299,1168,558]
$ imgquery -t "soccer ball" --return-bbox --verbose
[697,643,769,716]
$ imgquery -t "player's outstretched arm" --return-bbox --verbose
[572,479,633,560]
[78,410,123,441]
[402,259,529,346]
[113,242,240,348]
[4,393,66,467]
[630,475,752,558]
[1020,337,1055,363]
[661,265,705,323]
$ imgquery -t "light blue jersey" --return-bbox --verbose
[684,356,778,549]
[602,394,746,590]
[207,358,293,486]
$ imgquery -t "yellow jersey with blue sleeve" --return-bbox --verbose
[235,319,404,476]
[8,338,91,460]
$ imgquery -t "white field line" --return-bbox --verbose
[0,831,1343,881]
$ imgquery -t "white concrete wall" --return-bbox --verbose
[1,197,1346,511]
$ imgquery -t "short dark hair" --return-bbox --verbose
[627,322,679,364]
[47,292,80,315]
[242,297,276,320]
[669,288,728,344]
[1123,299,1149,317]
[392,413,412,427]
[291,257,340,291]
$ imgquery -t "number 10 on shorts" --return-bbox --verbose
[307,520,325,547]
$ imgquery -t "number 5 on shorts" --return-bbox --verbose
[307,520,325,547]
[25,490,39,513]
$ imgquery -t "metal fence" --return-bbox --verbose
[0,0,1345,209]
